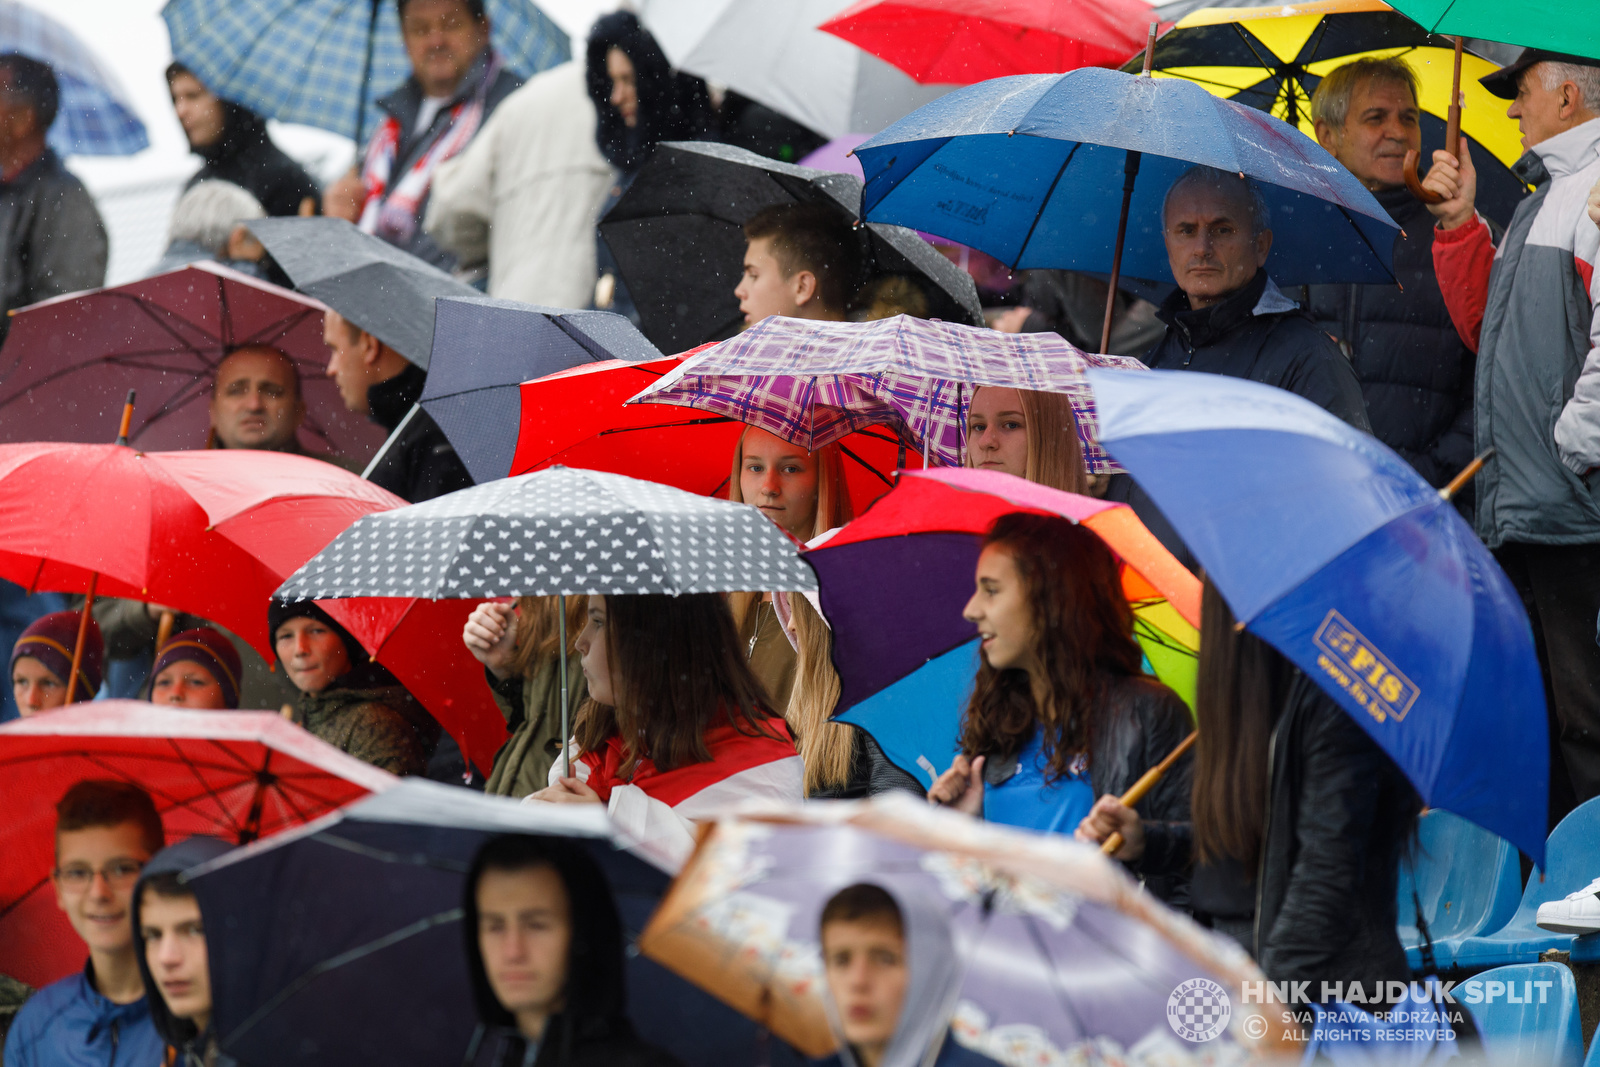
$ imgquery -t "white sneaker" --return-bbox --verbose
[1536,877,1600,933]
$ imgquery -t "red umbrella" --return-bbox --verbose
[0,702,394,988]
[0,261,386,461]
[819,0,1157,85]
[510,356,919,515]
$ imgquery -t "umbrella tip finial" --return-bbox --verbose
[1142,23,1159,75]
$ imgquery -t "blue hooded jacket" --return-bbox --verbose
[2,961,163,1067]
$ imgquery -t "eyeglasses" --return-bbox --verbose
[54,859,144,891]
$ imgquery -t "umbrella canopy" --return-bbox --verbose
[275,465,819,603]
[183,778,792,1067]
[599,141,983,352]
[811,468,1200,784]
[0,261,385,460]
[0,0,148,156]
[1126,0,1530,228]
[420,296,662,484]
[0,444,404,656]
[0,703,394,989]
[641,796,1271,1061]
[856,67,1401,283]
[1382,0,1599,59]
[161,0,569,142]
[636,0,957,138]
[511,355,917,516]
[1088,367,1548,864]
[820,0,1158,85]
[629,314,1147,473]
[250,217,481,370]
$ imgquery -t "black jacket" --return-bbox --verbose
[1140,673,1419,1000]
[366,363,474,503]
[1308,187,1476,489]
[462,837,681,1067]
[0,149,106,332]
[808,727,928,800]
[981,673,1194,905]
[186,102,321,217]
[1144,269,1371,431]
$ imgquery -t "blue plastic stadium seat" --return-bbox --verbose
[1396,810,1521,970]
[1452,797,1600,968]
[1458,963,1581,1067]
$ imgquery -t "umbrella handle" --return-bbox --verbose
[153,610,175,672]
[1440,447,1494,501]
[1100,731,1196,855]
[1100,150,1143,354]
[115,389,136,447]
[559,595,570,780]
[64,572,99,705]
[1404,37,1463,206]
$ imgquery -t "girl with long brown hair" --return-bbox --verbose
[727,425,854,710]
[927,513,1191,892]
[527,592,803,865]
[1075,579,1421,1003]
[964,387,1094,495]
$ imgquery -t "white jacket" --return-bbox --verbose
[424,62,615,309]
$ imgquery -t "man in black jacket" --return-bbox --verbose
[167,63,320,218]
[1309,57,1477,489]
[1142,166,1370,430]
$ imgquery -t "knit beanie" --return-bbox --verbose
[152,628,242,709]
[11,610,103,701]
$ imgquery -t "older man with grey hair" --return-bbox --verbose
[1140,165,1369,428]
[1304,57,1477,497]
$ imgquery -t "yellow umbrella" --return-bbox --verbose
[1124,0,1529,224]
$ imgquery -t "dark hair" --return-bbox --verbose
[56,780,164,857]
[585,11,712,172]
[0,53,59,131]
[138,869,192,903]
[820,883,902,935]
[1190,578,1283,867]
[958,514,1144,780]
[397,0,485,21]
[743,202,863,315]
[164,61,193,85]
[573,593,785,776]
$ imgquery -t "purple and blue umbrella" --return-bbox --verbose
[1088,367,1549,865]
[640,796,1273,1062]
[0,1,148,156]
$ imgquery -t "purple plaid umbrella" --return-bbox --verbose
[626,314,1146,474]
[640,796,1276,1063]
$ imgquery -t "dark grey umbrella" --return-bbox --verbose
[249,217,480,370]
[419,297,663,484]
[599,141,985,352]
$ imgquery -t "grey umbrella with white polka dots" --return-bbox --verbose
[274,466,818,774]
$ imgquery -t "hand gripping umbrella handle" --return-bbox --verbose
[1101,731,1197,855]
[1404,37,1463,205]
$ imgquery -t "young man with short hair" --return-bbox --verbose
[3,781,164,1067]
[736,202,863,327]
[464,834,678,1067]
[131,836,232,1067]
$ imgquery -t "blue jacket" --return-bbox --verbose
[3,964,163,1067]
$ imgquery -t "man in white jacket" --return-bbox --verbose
[424,61,614,307]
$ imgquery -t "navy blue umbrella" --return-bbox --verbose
[855,67,1400,350]
[420,298,663,484]
[186,778,809,1067]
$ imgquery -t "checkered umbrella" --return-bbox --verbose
[0,0,148,156]
[628,314,1147,475]
[161,0,568,142]
[640,796,1274,1062]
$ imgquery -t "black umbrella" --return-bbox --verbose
[420,297,663,484]
[186,778,809,1067]
[249,217,480,370]
[599,141,985,352]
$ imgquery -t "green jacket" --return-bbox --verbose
[484,651,587,798]
[292,681,428,777]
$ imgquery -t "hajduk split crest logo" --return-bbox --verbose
[1167,977,1231,1042]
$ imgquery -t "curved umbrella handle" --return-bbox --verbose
[1405,37,1464,206]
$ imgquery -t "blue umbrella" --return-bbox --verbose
[185,777,811,1067]
[420,297,663,484]
[1086,367,1548,864]
[0,1,147,156]
[161,0,569,143]
[854,67,1399,351]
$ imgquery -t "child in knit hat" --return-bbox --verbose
[11,610,103,715]
[149,628,242,710]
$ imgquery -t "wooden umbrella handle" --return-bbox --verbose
[1101,731,1197,855]
[1404,37,1463,205]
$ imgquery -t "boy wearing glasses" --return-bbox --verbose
[4,780,165,1067]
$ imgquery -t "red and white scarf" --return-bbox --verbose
[358,54,500,244]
